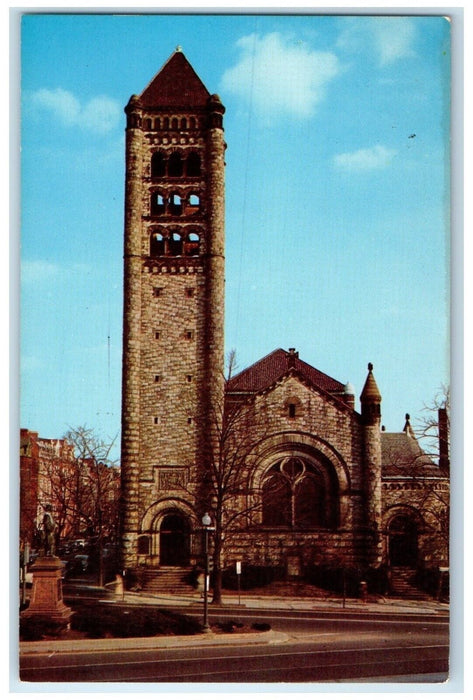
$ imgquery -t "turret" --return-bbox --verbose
[360,362,382,425]
[403,412,416,439]
[360,363,383,564]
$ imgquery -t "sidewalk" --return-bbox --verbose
[20,628,287,656]
[20,589,449,656]
[120,589,449,616]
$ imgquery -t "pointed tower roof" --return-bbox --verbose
[139,48,211,108]
[360,362,382,403]
[403,412,416,438]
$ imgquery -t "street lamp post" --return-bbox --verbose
[201,512,212,632]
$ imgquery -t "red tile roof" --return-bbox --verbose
[226,348,346,396]
[140,50,210,108]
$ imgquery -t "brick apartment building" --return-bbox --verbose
[20,429,77,547]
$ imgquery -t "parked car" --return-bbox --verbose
[64,554,90,577]
[73,554,89,572]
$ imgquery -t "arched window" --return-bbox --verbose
[169,232,183,256]
[186,152,201,177]
[295,474,325,527]
[188,193,200,210]
[137,534,151,555]
[151,152,166,178]
[150,193,165,216]
[150,192,165,216]
[261,457,336,529]
[171,117,179,130]
[150,232,165,256]
[169,193,183,216]
[262,474,291,527]
[184,232,200,256]
[144,118,152,130]
[168,152,183,177]
[181,118,187,129]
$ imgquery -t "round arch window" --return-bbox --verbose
[261,456,337,529]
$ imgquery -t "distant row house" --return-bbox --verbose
[19,429,120,551]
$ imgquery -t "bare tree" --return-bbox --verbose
[201,351,267,604]
[383,389,450,565]
[63,426,120,585]
[415,384,450,470]
[35,439,78,548]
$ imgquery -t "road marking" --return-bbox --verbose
[22,643,449,672]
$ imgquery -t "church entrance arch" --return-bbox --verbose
[388,515,418,567]
[159,512,190,566]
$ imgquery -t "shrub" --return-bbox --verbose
[306,565,361,597]
[222,564,285,590]
[70,603,203,638]
[306,564,389,597]
[365,565,390,595]
[215,619,245,633]
[251,622,271,632]
[20,615,71,641]
[415,567,449,600]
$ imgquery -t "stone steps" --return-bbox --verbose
[389,567,431,600]
[141,567,195,594]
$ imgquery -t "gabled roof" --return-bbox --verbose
[226,348,346,396]
[381,431,440,477]
[140,49,210,108]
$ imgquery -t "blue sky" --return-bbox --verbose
[18,12,451,457]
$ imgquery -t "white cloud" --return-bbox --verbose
[337,17,417,66]
[221,32,341,123]
[30,88,80,126]
[333,144,397,172]
[29,88,121,134]
[371,17,417,65]
[81,96,122,134]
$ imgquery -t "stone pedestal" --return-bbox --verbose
[21,556,72,625]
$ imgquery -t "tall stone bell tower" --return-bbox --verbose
[120,49,225,570]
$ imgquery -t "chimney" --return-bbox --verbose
[287,348,298,368]
[438,407,449,472]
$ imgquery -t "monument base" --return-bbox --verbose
[21,556,72,626]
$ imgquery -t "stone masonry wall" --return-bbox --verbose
[121,89,226,566]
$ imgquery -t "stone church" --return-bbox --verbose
[120,50,449,593]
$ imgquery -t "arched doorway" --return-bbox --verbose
[388,515,418,567]
[159,512,190,566]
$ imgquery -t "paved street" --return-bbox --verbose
[20,634,448,683]
[19,592,450,685]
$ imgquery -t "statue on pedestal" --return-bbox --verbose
[21,504,72,627]
[42,505,56,556]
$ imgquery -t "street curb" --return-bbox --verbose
[118,593,449,616]
[20,629,288,655]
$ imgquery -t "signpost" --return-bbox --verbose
[201,513,215,632]
[236,561,241,606]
